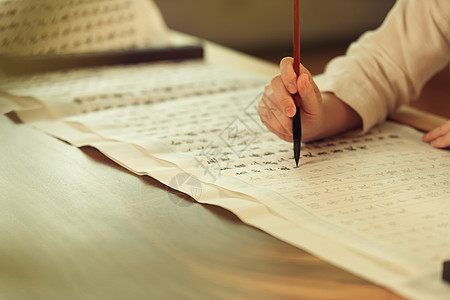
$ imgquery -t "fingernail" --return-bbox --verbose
[298,74,310,97]
[286,106,295,116]
[287,83,297,94]
[303,74,310,89]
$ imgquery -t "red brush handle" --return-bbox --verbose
[293,0,301,106]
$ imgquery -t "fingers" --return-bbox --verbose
[258,81,294,140]
[297,72,322,117]
[258,103,292,142]
[422,120,450,141]
[429,134,450,148]
[422,120,450,148]
[280,57,319,117]
[271,75,296,118]
[258,57,323,142]
[280,58,314,95]
[280,57,297,94]
[260,116,293,142]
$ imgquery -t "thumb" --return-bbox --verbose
[297,73,322,116]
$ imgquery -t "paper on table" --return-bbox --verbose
[2,61,450,300]
[0,0,170,56]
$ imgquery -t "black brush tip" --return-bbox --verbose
[294,140,301,167]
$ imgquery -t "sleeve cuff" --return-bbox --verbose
[314,73,387,134]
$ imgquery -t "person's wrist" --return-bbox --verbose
[322,92,362,137]
[303,92,361,142]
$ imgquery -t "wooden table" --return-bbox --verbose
[2,34,447,300]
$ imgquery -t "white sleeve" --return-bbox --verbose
[314,0,450,132]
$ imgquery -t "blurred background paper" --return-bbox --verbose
[0,0,170,56]
[0,0,206,75]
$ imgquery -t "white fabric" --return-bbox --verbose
[315,0,450,132]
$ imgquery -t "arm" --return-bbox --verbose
[259,0,450,147]
[314,0,450,133]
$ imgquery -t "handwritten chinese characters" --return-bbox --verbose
[2,59,449,286]
[0,0,169,56]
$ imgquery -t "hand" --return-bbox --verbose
[258,57,323,142]
[422,120,450,148]
[258,57,362,142]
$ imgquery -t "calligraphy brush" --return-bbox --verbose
[293,0,302,167]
